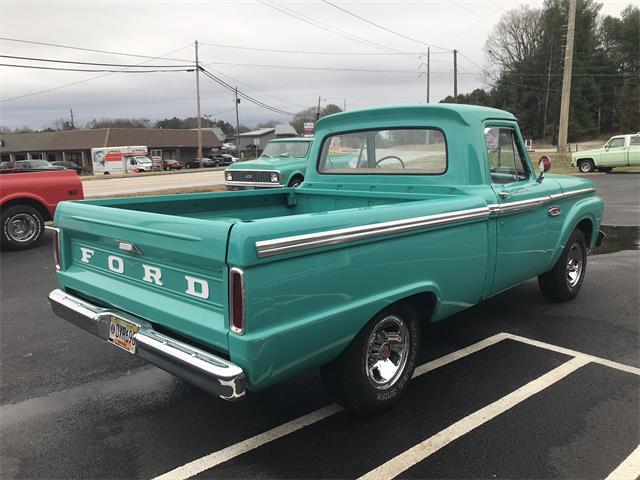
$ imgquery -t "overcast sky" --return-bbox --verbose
[0,0,628,130]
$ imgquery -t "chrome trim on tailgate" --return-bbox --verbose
[256,206,490,258]
[48,289,246,401]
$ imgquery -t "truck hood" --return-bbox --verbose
[227,156,308,171]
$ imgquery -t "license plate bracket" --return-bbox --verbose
[108,316,140,354]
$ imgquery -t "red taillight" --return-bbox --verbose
[230,268,245,335]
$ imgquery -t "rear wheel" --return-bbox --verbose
[1,204,45,250]
[578,159,595,173]
[321,303,420,416]
[538,229,587,302]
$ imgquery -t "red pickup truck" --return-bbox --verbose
[0,170,84,250]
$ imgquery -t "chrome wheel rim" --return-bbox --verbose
[579,162,591,173]
[7,213,38,243]
[366,315,410,390]
[566,242,584,288]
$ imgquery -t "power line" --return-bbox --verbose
[0,54,192,68]
[0,63,193,73]
[201,63,308,109]
[204,60,419,74]
[447,1,496,25]
[0,44,192,103]
[0,36,191,62]
[257,0,408,55]
[199,42,420,56]
[320,0,452,52]
[199,67,296,116]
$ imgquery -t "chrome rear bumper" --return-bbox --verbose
[48,289,246,400]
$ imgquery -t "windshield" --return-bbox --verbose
[261,141,310,158]
[132,155,152,164]
[19,160,50,167]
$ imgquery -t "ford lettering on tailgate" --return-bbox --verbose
[75,243,211,300]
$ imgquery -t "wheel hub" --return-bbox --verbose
[7,214,37,242]
[366,315,410,390]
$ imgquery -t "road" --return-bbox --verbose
[579,173,640,226]
[1,243,638,477]
[82,170,225,197]
[1,175,638,479]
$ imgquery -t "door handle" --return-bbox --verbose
[498,191,511,199]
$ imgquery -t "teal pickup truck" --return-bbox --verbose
[571,133,640,173]
[225,137,312,189]
[48,105,604,415]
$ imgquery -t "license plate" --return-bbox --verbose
[108,316,140,354]
[245,186,255,190]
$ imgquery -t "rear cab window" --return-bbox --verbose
[318,128,447,175]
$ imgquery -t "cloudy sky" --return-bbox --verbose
[0,0,628,130]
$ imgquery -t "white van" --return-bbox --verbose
[91,146,154,175]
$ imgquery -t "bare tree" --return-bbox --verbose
[485,5,544,73]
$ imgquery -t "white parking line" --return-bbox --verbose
[358,357,590,480]
[154,334,507,480]
[605,445,640,480]
[503,333,640,376]
[153,333,639,480]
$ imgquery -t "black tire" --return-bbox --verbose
[1,204,45,250]
[321,303,420,416]
[578,159,595,173]
[538,229,587,302]
[288,175,303,188]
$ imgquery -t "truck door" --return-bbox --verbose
[601,136,628,167]
[484,126,551,295]
[628,135,640,166]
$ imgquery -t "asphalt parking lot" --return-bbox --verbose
[1,175,638,479]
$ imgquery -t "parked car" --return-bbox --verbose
[225,138,313,189]
[2,160,65,172]
[0,170,83,249]
[163,159,183,171]
[571,133,640,173]
[46,104,604,415]
[51,161,83,174]
[208,153,238,166]
[185,158,216,169]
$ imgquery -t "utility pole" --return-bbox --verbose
[426,47,430,103]
[234,87,240,158]
[69,108,75,129]
[194,40,203,160]
[343,98,346,111]
[558,0,576,154]
[453,49,458,103]
[542,40,554,140]
[316,96,322,121]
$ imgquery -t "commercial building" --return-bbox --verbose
[0,128,222,172]
[237,124,298,153]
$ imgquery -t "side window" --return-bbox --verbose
[630,136,640,146]
[609,137,625,148]
[484,127,529,184]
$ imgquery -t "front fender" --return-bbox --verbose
[545,196,604,271]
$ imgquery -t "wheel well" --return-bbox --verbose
[1,198,51,221]
[576,218,593,245]
[288,174,304,186]
[397,292,436,326]
[577,158,594,163]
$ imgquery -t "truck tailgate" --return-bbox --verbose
[53,201,233,352]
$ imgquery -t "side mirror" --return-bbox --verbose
[537,155,551,183]
[604,143,609,151]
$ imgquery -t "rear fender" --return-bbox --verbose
[231,281,441,391]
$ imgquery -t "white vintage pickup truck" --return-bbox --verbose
[572,133,640,173]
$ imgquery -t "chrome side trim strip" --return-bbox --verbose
[561,187,596,200]
[254,188,595,258]
[256,207,490,258]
